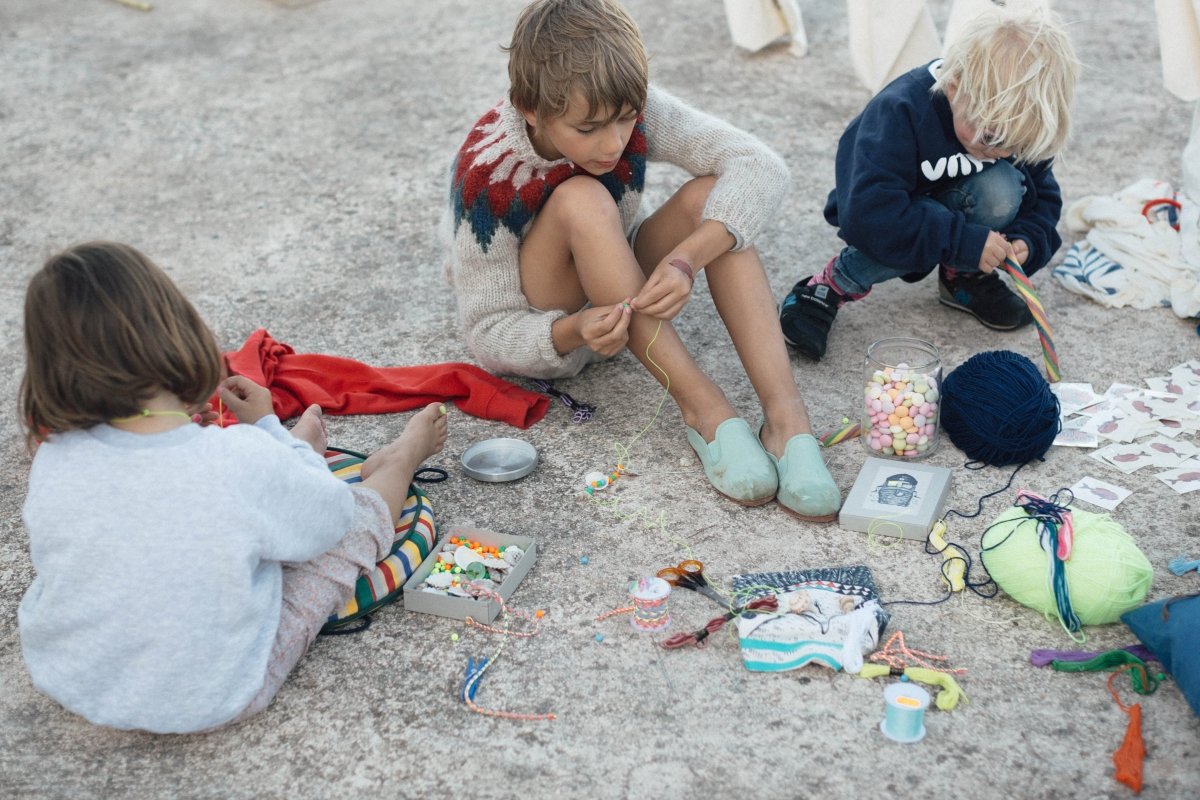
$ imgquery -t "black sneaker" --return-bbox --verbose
[779,277,842,361]
[938,270,1034,330]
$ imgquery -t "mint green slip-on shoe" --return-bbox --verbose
[767,433,841,522]
[686,418,778,506]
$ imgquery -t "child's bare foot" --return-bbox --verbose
[360,404,449,523]
[290,404,328,453]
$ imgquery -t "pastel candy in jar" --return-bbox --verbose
[862,339,942,459]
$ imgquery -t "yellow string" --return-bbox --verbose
[612,320,671,467]
[109,409,190,423]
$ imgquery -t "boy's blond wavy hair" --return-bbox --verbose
[934,7,1080,164]
[506,0,648,122]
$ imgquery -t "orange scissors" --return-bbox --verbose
[656,560,724,605]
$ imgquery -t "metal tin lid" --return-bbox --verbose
[460,438,539,483]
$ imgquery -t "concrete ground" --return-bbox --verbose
[2,0,1198,797]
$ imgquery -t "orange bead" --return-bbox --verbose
[535,610,545,618]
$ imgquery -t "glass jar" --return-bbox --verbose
[862,337,942,459]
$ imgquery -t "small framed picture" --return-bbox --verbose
[838,457,954,540]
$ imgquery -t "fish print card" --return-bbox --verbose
[1143,393,1199,420]
[1080,407,1142,443]
[1167,360,1200,385]
[1053,416,1099,448]
[1141,436,1198,468]
[1089,444,1155,473]
[1144,376,1188,396]
[1104,383,1143,400]
[1147,418,1187,438]
[1155,459,1200,494]
[1051,382,1102,416]
[1070,477,1132,510]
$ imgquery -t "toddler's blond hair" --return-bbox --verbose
[934,7,1080,164]
[506,0,648,122]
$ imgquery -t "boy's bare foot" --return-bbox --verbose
[290,404,328,453]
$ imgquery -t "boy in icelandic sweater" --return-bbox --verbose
[779,7,1080,361]
[445,0,840,520]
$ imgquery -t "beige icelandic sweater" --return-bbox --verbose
[445,85,790,378]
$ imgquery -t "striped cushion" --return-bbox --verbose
[321,449,437,631]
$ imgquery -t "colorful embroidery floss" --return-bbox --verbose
[998,256,1061,382]
[531,379,595,423]
[819,417,861,447]
[629,576,671,633]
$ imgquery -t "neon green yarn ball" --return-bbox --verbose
[981,505,1153,626]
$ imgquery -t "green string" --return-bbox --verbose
[1050,650,1164,695]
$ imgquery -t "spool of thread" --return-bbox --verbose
[880,682,931,743]
[629,576,671,633]
[940,350,1060,466]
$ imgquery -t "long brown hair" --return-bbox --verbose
[19,241,222,445]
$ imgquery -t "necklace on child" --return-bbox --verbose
[110,409,192,424]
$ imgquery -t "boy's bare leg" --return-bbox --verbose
[520,176,736,440]
[359,403,449,523]
[632,178,815,459]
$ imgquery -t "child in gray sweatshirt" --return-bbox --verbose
[17,242,447,733]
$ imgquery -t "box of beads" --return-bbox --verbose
[402,526,537,624]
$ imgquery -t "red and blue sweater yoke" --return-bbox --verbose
[451,105,648,252]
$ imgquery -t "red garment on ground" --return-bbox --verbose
[217,329,548,429]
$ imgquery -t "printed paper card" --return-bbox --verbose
[1090,444,1155,473]
[1105,383,1143,399]
[1155,459,1200,494]
[1053,415,1099,448]
[1051,382,1101,416]
[1144,376,1188,396]
[1080,407,1142,443]
[1070,476,1132,510]
[1141,436,1198,467]
[1168,361,1200,387]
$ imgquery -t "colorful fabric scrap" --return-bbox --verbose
[731,566,889,674]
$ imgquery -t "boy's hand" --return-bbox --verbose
[632,257,694,320]
[1009,239,1029,266]
[218,375,275,425]
[577,302,632,356]
[977,231,1010,273]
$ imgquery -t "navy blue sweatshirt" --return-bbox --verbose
[824,60,1062,276]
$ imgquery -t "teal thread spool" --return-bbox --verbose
[880,682,930,743]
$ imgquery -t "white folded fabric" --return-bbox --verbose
[1056,179,1200,318]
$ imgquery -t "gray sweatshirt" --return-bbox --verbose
[18,416,353,733]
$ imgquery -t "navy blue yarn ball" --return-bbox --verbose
[940,350,1061,466]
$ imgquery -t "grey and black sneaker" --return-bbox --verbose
[938,270,1034,330]
[779,276,842,361]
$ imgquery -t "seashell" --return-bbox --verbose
[455,547,486,569]
[424,572,454,588]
